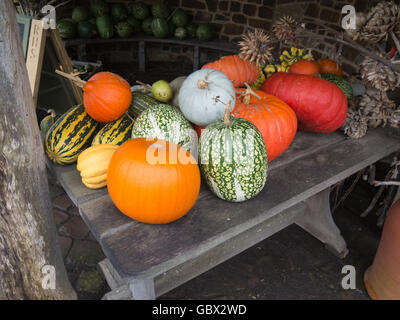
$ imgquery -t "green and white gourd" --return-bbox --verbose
[131,104,198,157]
[199,116,268,202]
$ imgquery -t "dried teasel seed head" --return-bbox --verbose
[238,28,273,67]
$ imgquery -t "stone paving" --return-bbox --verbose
[49,177,109,299]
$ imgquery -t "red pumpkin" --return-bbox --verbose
[107,138,201,224]
[83,72,132,123]
[261,72,348,133]
[202,55,259,88]
[290,60,320,76]
[318,59,343,76]
[233,89,298,161]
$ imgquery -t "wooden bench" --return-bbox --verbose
[64,37,239,72]
[47,128,400,300]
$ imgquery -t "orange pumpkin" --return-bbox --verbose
[318,59,343,76]
[290,60,320,76]
[107,138,201,224]
[83,72,132,123]
[202,55,259,88]
[232,89,298,161]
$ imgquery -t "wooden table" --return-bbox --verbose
[47,128,400,300]
[64,37,239,72]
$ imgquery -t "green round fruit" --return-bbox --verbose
[186,23,197,38]
[174,27,187,40]
[199,117,268,202]
[129,2,150,20]
[96,15,114,39]
[57,19,77,39]
[72,6,89,22]
[171,9,188,27]
[151,18,169,38]
[77,21,96,38]
[116,21,133,38]
[196,23,213,41]
[90,0,109,17]
[111,3,128,21]
[142,17,153,35]
[152,80,173,102]
[152,2,170,19]
[126,16,141,33]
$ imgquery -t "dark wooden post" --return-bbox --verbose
[0,0,76,299]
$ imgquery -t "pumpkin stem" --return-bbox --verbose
[307,48,312,61]
[47,109,56,118]
[224,101,232,125]
[136,80,152,94]
[55,69,86,88]
[236,82,261,104]
[197,79,209,90]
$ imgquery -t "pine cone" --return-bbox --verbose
[389,108,400,128]
[342,107,368,139]
[359,87,396,129]
[346,2,399,44]
[360,54,400,92]
[238,29,273,67]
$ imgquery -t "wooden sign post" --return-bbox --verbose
[24,17,83,111]
[26,19,47,106]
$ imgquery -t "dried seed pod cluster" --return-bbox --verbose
[273,16,299,41]
[346,1,399,44]
[360,54,400,92]
[238,28,273,67]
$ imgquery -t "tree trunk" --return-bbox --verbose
[0,1,76,299]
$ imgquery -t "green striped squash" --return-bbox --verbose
[199,117,268,202]
[131,104,198,157]
[45,104,98,165]
[40,109,60,135]
[92,114,134,146]
[320,73,353,99]
[128,92,159,118]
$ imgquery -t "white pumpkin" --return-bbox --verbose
[178,69,236,126]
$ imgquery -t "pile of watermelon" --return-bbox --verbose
[57,0,214,41]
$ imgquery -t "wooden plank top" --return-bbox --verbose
[51,129,400,280]
[64,36,239,53]
[46,159,108,206]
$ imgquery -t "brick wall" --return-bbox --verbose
[70,0,395,74]
[176,0,385,42]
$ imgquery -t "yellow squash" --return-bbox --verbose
[77,144,119,189]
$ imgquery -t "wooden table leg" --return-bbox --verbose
[295,188,349,259]
[99,259,156,300]
[129,278,156,300]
